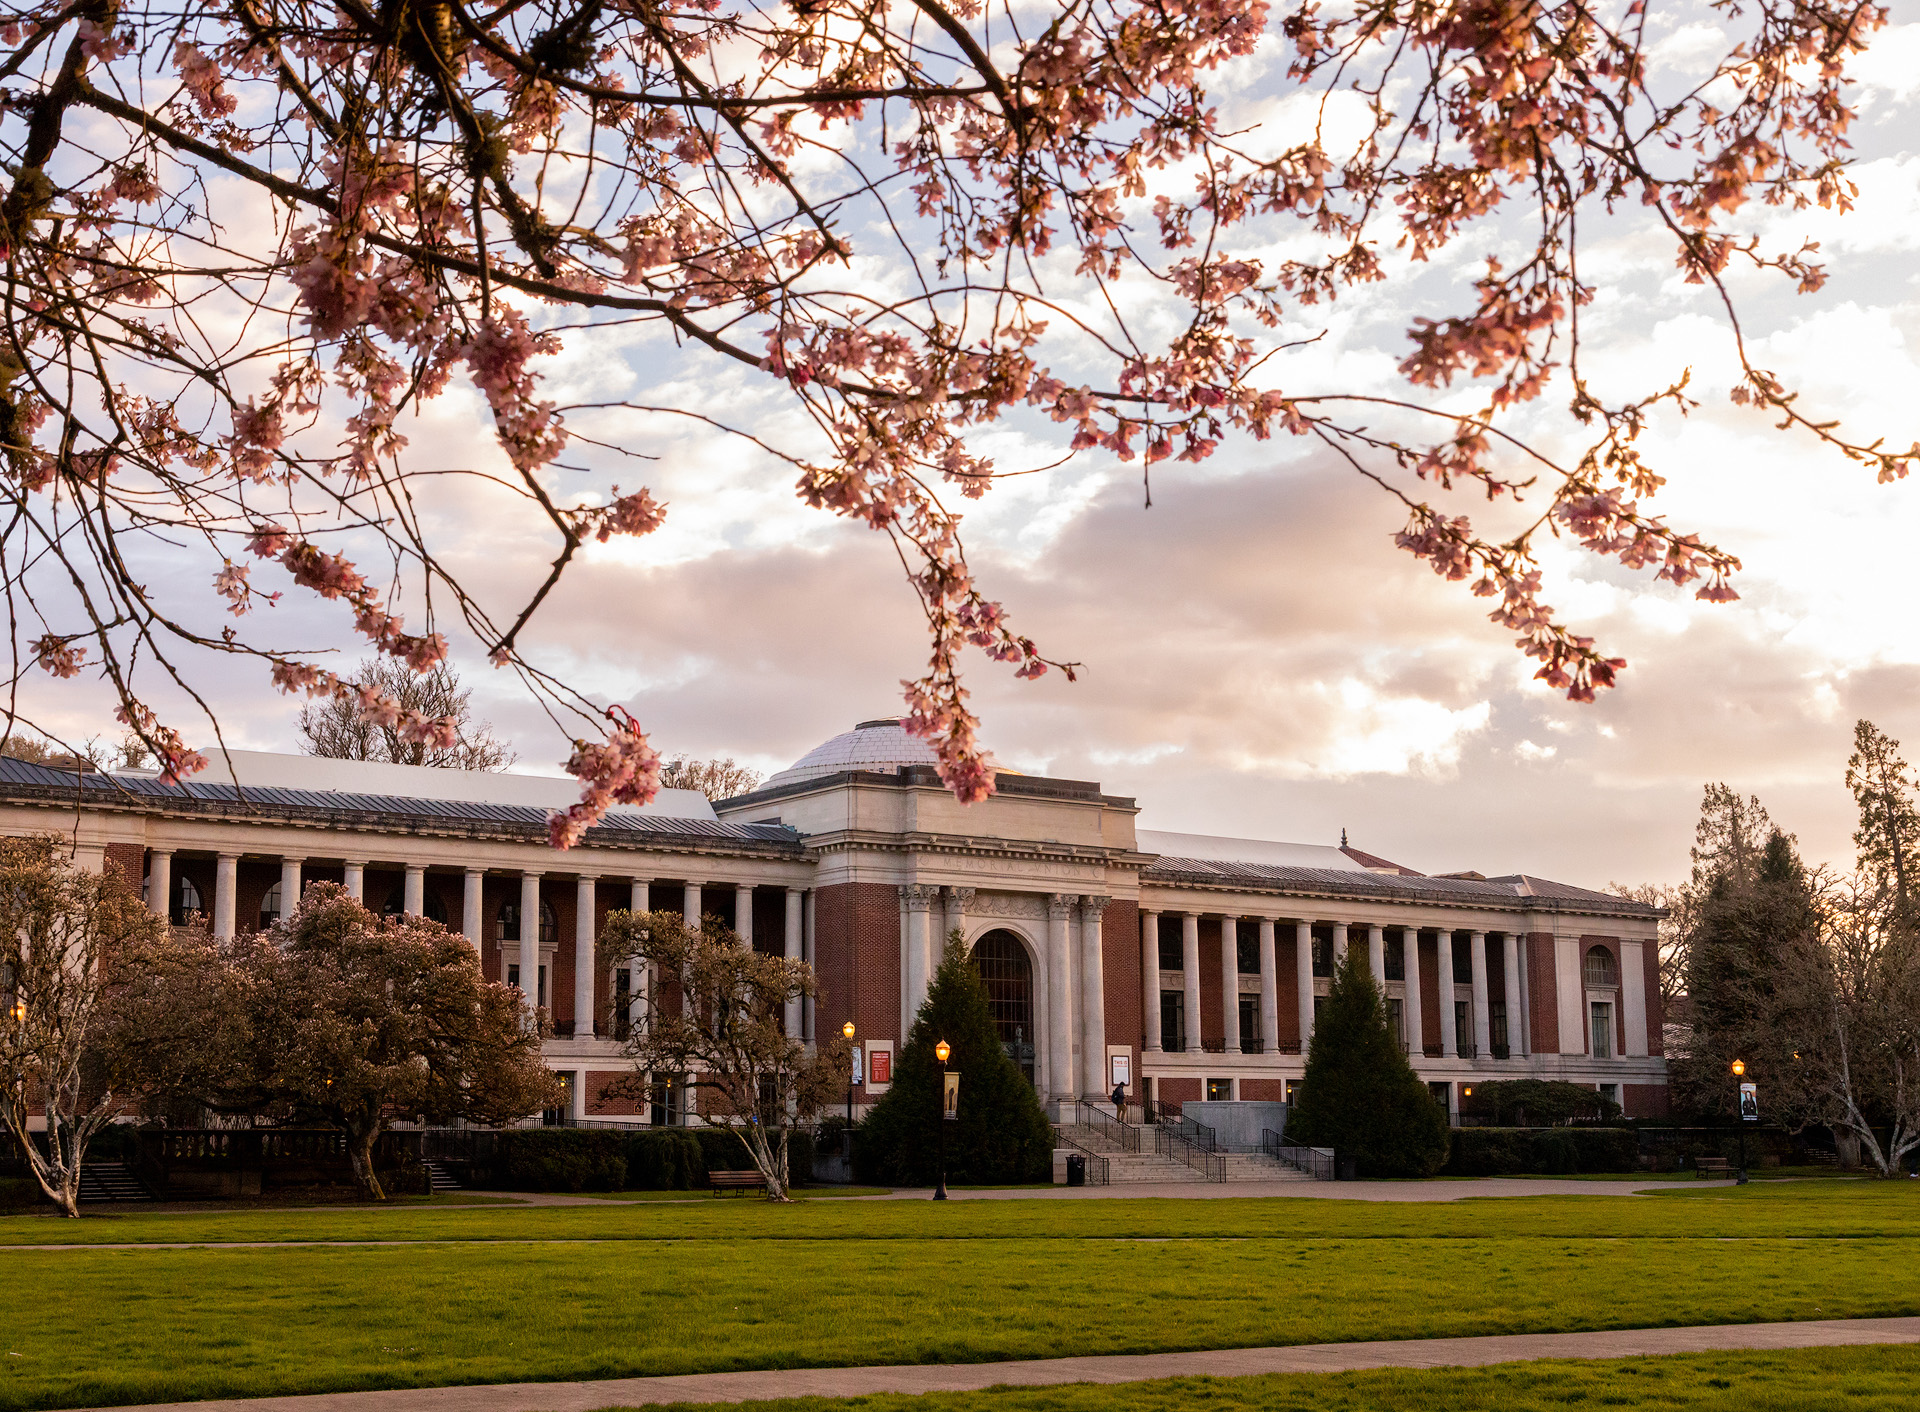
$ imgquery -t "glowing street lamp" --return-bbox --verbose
[934,1038,953,1201]
[1731,1058,1752,1184]
[842,1020,857,1134]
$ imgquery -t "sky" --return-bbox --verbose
[27,6,1920,891]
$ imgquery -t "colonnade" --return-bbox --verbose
[1138,909,1528,1061]
[144,849,810,1042]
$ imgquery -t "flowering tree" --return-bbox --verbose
[599,907,848,1199]
[0,0,1907,838]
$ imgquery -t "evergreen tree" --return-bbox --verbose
[854,934,1054,1186]
[1286,943,1449,1177]
[1846,719,1920,923]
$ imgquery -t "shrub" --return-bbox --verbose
[1460,1079,1623,1126]
[499,1129,627,1191]
[0,1176,41,1212]
[1443,1126,1640,1176]
[856,935,1054,1186]
[624,1130,702,1189]
[1288,943,1450,1177]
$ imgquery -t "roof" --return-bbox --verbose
[1140,853,1660,917]
[0,755,801,854]
[1136,829,1368,872]
[764,720,939,788]
[1341,845,1424,876]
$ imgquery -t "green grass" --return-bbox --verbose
[576,1186,894,1201]
[622,1347,1920,1412]
[2,1183,1918,1410]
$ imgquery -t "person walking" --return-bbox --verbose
[1111,1079,1128,1123]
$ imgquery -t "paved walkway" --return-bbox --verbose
[81,1318,1920,1412]
[865,1177,1737,1201]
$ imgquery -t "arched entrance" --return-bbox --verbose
[971,929,1036,1088]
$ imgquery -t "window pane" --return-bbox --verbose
[1452,937,1472,984]
[1236,922,1260,975]
[1384,934,1405,981]
[1160,991,1185,1052]
[1157,917,1182,972]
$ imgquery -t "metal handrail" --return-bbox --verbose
[1261,1128,1335,1181]
[1154,1124,1226,1181]
[1072,1101,1143,1152]
[1159,1113,1217,1153]
[1052,1127,1111,1185]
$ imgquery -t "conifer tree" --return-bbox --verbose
[1846,720,1920,923]
[854,934,1054,1186]
[1287,943,1449,1177]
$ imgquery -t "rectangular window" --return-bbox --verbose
[613,969,632,1042]
[1312,930,1332,978]
[1285,1079,1302,1106]
[1599,1083,1621,1110]
[1428,1081,1452,1117]
[1206,1077,1233,1102]
[1388,998,1405,1049]
[1160,991,1186,1052]
[507,963,520,990]
[1157,918,1183,973]
[1385,934,1405,982]
[648,1075,679,1127]
[1238,995,1260,1052]
[1591,1001,1614,1059]
[1313,994,1326,1021]
[1455,1000,1472,1056]
[1236,922,1260,975]
[543,1071,572,1126]
[1452,936,1472,984]
[1490,1001,1508,1057]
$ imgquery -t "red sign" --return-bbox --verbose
[869,1049,892,1085]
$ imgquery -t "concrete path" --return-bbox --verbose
[80,1317,1920,1412]
[867,1177,1738,1201]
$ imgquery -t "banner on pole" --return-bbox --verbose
[1739,1081,1758,1121]
[943,1071,960,1120]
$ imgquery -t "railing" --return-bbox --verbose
[1200,1037,1228,1054]
[1161,1113,1217,1153]
[1276,1041,1302,1055]
[1457,1042,1478,1059]
[1240,1038,1266,1054]
[1262,1129,1335,1180]
[1154,1123,1225,1181]
[1072,1102,1142,1152]
[1052,1127,1111,1185]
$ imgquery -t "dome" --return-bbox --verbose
[764,719,939,787]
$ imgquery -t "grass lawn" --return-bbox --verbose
[0,1182,1917,1410]
[626,1347,1920,1412]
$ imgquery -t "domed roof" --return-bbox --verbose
[764,718,939,787]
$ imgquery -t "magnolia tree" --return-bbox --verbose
[119,885,561,1197]
[0,0,1908,834]
[599,908,849,1199]
[0,836,161,1217]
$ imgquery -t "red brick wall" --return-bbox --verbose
[1100,898,1141,1086]
[814,882,901,1103]
[1624,1083,1669,1119]
[1241,1078,1287,1102]
[104,842,144,890]
[1642,939,1665,1056]
[587,1069,646,1115]
[1158,1076,1202,1105]
[1277,926,1304,1052]
[1198,918,1225,1049]
[1526,932,1559,1053]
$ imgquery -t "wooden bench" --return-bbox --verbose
[709,1170,768,1197]
[1695,1156,1733,1179]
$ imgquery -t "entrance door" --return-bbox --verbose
[971,930,1036,1086]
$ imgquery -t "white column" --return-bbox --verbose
[1048,894,1077,1099]
[1141,911,1162,1052]
[943,887,973,954]
[1470,931,1491,1059]
[404,863,425,917]
[1218,915,1241,1055]
[519,872,543,1008]
[569,1069,587,1123]
[279,857,303,923]
[1295,921,1314,1050]
[575,875,597,1039]
[1332,922,1348,964]
[903,885,936,1023]
[783,888,804,1036]
[1257,919,1278,1056]
[683,882,701,931]
[343,860,365,904]
[1368,925,1386,988]
[1504,932,1525,1059]
[1404,929,1425,1059]
[213,853,238,940]
[462,869,484,948]
[735,884,754,947]
[146,849,172,922]
[1079,895,1108,1097]
[1436,930,1458,1057]
[1621,937,1649,1058]
[630,879,650,1034]
[1180,913,1201,1056]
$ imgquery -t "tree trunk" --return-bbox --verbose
[741,1123,791,1202]
[347,1127,387,1201]
[1834,1127,1861,1170]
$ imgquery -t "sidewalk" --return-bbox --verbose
[866,1176,1738,1201]
[81,1317,1920,1412]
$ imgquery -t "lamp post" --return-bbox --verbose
[1731,1058,1750,1184]
[842,1020,857,1136]
[934,1039,951,1201]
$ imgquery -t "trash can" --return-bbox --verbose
[1066,1154,1086,1187]
[1335,1154,1358,1181]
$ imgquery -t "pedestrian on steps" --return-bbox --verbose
[1111,1079,1128,1123]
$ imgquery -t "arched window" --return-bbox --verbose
[385,887,449,926]
[171,874,202,926]
[1584,945,1618,987]
[970,929,1035,1087]
[496,898,557,945]
[259,882,282,931]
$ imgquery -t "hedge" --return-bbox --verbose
[499,1129,628,1192]
[1441,1126,1639,1176]
[625,1130,702,1189]
[479,1126,817,1191]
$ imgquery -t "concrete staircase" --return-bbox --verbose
[1054,1115,1315,1184]
[423,1161,465,1194]
[78,1162,154,1203]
